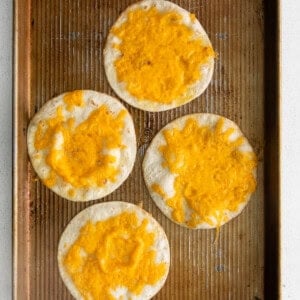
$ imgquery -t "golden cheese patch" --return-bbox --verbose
[112,7,214,104]
[64,90,84,112]
[151,118,257,227]
[63,212,167,300]
[34,91,127,189]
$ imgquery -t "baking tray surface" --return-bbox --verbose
[14,0,280,299]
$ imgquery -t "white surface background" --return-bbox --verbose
[0,0,12,299]
[281,1,300,299]
[0,1,299,299]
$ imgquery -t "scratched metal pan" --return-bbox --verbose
[13,0,280,299]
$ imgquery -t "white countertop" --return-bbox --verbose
[1,1,299,299]
[0,0,12,298]
[281,1,300,298]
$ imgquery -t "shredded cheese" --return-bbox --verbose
[151,118,257,227]
[63,212,167,300]
[112,7,214,103]
[34,91,127,190]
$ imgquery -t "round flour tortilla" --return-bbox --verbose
[27,90,136,202]
[58,201,170,300]
[143,113,257,229]
[104,0,214,112]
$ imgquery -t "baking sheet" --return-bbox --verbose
[14,0,280,299]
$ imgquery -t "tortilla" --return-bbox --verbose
[104,0,215,112]
[58,201,170,299]
[143,113,257,229]
[27,90,136,202]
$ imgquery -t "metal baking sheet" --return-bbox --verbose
[13,0,280,299]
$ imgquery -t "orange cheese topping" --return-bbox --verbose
[44,170,56,188]
[112,7,214,104]
[64,90,84,111]
[152,183,166,199]
[189,13,197,22]
[151,118,257,227]
[68,189,75,198]
[34,106,64,150]
[34,91,126,189]
[63,212,167,300]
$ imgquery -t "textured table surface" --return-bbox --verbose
[0,1,299,299]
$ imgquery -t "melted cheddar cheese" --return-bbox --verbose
[152,118,257,227]
[64,90,84,111]
[112,7,214,103]
[34,91,126,189]
[63,212,167,300]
